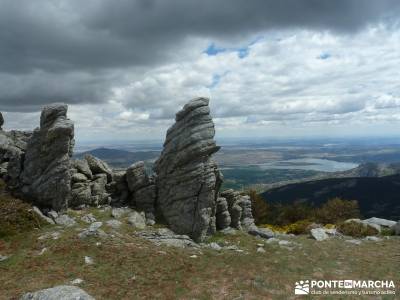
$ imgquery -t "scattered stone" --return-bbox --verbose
[55,214,76,227]
[81,213,96,224]
[106,219,122,229]
[154,97,222,242]
[127,211,146,229]
[266,237,280,244]
[37,248,48,256]
[47,210,59,220]
[278,240,292,246]
[224,245,240,251]
[0,255,9,262]
[364,236,382,242]
[248,226,275,239]
[136,228,199,248]
[20,285,94,300]
[88,222,102,231]
[209,242,222,251]
[345,239,362,245]
[111,207,131,218]
[310,228,329,241]
[190,255,198,258]
[257,247,266,253]
[70,278,84,285]
[38,231,61,240]
[32,206,55,224]
[78,222,106,239]
[84,256,94,265]
[363,217,396,228]
[256,243,264,247]
[344,218,381,233]
[324,228,338,235]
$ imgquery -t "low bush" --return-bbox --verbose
[315,198,360,224]
[337,221,379,237]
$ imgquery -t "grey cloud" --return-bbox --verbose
[0,0,399,112]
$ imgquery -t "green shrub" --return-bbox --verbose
[248,189,269,224]
[285,220,313,234]
[380,227,395,236]
[315,198,360,224]
[337,221,379,237]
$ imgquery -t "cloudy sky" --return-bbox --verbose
[1,0,400,143]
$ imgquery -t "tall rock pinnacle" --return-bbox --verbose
[21,104,74,211]
[154,97,223,242]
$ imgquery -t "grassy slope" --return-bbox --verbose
[0,208,399,300]
[0,182,398,299]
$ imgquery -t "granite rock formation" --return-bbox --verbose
[126,162,156,223]
[154,97,222,242]
[20,104,75,211]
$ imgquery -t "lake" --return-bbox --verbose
[258,158,358,173]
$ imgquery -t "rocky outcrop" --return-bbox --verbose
[0,113,32,188]
[126,161,156,223]
[19,104,74,211]
[0,112,3,130]
[154,97,222,242]
[69,156,113,207]
[216,197,231,230]
[20,285,95,300]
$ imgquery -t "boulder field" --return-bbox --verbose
[0,98,258,242]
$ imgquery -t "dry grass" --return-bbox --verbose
[0,215,399,300]
[0,182,398,299]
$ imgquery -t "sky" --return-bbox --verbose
[0,0,400,143]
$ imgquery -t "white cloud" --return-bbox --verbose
[4,25,400,141]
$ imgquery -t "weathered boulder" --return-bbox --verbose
[310,228,329,241]
[392,221,400,235]
[216,197,231,230]
[0,112,3,129]
[238,194,256,230]
[20,104,74,211]
[72,159,93,179]
[363,217,396,228]
[20,285,95,300]
[0,120,32,188]
[126,161,148,192]
[127,211,146,229]
[154,97,222,242]
[85,154,113,182]
[221,189,243,229]
[108,170,129,205]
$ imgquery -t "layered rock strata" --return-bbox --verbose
[154,97,222,241]
[20,104,74,211]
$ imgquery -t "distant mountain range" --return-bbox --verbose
[74,148,160,168]
[261,174,400,220]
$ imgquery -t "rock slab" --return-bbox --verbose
[20,285,94,300]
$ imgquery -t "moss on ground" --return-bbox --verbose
[0,180,48,239]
